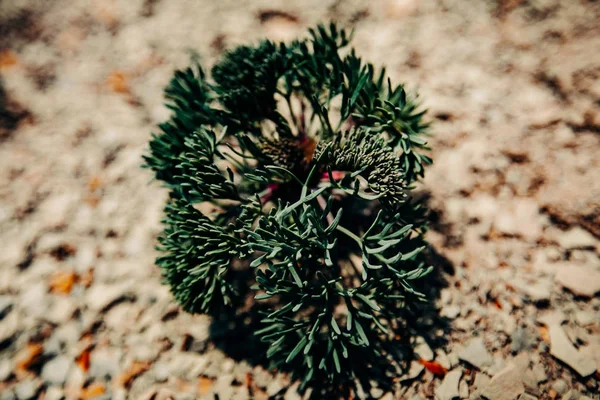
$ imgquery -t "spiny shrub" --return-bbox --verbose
[144,23,434,394]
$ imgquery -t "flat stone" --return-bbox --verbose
[442,305,461,319]
[574,311,596,326]
[481,363,525,400]
[153,362,169,383]
[0,295,13,317]
[556,228,597,250]
[400,360,425,381]
[561,390,580,400]
[85,282,134,311]
[89,347,122,379]
[43,387,64,400]
[555,264,600,297]
[537,310,565,327]
[551,380,568,395]
[415,337,434,361]
[15,380,41,400]
[41,356,72,385]
[474,373,491,390]
[266,379,286,396]
[458,338,493,369]
[435,369,462,400]
[547,325,596,377]
[0,359,12,381]
[532,363,547,383]
[284,382,302,400]
[0,311,19,343]
[459,380,469,399]
[513,281,551,303]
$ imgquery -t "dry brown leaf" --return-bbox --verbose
[539,325,550,343]
[0,50,19,69]
[16,343,43,373]
[198,376,213,396]
[88,176,102,191]
[118,360,151,387]
[418,359,448,376]
[76,347,92,372]
[80,382,106,399]
[106,71,130,94]
[49,270,77,294]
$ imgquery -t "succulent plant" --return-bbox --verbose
[144,23,434,394]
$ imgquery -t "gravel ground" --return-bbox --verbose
[1,0,599,399]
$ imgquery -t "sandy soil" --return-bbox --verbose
[1,0,599,399]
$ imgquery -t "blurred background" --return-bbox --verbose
[1,0,599,399]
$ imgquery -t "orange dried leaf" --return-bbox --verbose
[49,271,77,294]
[0,50,18,69]
[76,348,91,372]
[106,71,129,94]
[88,176,102,191]
[244,372,253,388]
[493,299,503,310]
[418,359,448,376]
[539,325,550,343]
[16,343,43,373]
[118,360,151,387]
[80,382,106,399]
[198,376,213,396]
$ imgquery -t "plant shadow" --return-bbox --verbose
[208,193,454,398]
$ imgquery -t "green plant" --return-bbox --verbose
[144,23,433,393]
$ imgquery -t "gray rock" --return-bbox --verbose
[547,325,596,377]
[41,356,72,385]
[435,369,462,400]
[481,363,525,400]
[510,327,538,353]
[458,338,493,369]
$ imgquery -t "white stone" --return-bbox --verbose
[435,369,462,400]
[547,325,596,377]
[458,338,493,369]
[555,264,600,297]
[41,356,72,385]
[556,228,597,250]
[481,363,525,400]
